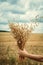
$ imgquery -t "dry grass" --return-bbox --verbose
[9,22,38,50]
[0,32,43,65]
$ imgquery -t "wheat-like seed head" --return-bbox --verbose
[9,22,38,50]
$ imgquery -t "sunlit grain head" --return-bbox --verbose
[9,22,38,50]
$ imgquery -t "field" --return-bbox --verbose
[0,32,43,65]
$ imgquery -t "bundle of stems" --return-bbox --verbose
[9,22,38,50]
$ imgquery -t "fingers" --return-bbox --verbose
[19,55,25,61]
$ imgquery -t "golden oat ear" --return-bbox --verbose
[9,22,38,51]
[9,23,25,50]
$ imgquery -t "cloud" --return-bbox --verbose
[32,23,43,33]
[38,5,43,11]
[6,10,39,23]
[0,0,6,2]
[0,10,42,25]
[7,0,18,4]
[0,17,8,24]
[0,24,10,31]
[0,2,26,14]
[0,0,18,4]
[0,12,8,24]
[0,0,43,33]
[29,0,43,10]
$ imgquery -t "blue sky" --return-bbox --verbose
[0,0,43,33]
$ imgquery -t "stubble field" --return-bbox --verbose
[0,32,43,65]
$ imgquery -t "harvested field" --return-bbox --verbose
[0,32,43,65]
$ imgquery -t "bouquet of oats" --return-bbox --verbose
[9,22,38,50]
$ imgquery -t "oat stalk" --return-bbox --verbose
[9,22,38,50]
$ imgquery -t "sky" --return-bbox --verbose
[0,0,43,33]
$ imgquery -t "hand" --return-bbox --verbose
[18,49,28,59]
[18,49,28,61]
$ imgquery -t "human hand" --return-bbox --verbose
[18,49,28,61]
